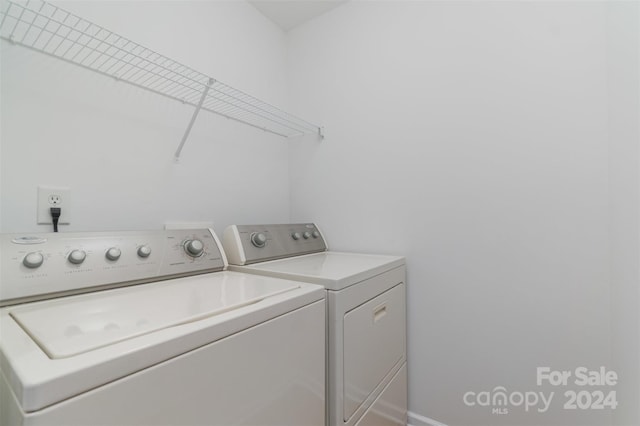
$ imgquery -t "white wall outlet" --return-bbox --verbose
[37,186,71,225]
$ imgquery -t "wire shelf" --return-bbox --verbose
[0,0,323,154]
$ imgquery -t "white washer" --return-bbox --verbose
[223,223,407,426]
[0,228,325,426]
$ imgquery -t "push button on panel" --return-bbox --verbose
[303,231,311,239]
[312,231,320,238]
[291,232,301,241]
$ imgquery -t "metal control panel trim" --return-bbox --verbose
[223,223,327,265]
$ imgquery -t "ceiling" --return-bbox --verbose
[248,1,348,32]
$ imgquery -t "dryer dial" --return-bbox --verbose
[250,232,267,248]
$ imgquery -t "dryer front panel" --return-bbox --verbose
[342,283,406,422]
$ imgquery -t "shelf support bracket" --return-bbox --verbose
[174,78,214,161]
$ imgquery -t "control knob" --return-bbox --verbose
[23,252,44,269]
[106,247,121,261]
[68,250,87,265]
[137,245,152,258]
[184,239,205,257]
[303,231,311,239]
[250,232,267,248]
[312,231,320,238]
[291,232,301,240]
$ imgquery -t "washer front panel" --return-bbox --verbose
[1,299,326,426]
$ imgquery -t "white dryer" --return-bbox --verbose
[223,223,407,426]
[0,228,325,426]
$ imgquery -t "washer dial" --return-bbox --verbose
[68,250,87,265]
[184,239,205,257]
[137,245,152,258]
[23,252,44,269]
[106,247,121,261]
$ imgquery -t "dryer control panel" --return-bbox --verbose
[0,229,225,306]
[223,223,327,265]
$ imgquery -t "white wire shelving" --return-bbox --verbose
[0,0,323,159]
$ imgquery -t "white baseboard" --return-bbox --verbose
[407,411,449,426]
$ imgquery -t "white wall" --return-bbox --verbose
[608,2,640,425]
[287,1,636,425]
[2,1,638,425]
[1,0,291,234]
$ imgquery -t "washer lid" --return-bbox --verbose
[234,252,405,290]
[10,277,299,359]
[1,271,324,413]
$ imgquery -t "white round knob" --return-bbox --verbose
[250,232,267,248]
[312,231,320,238]
[185,239,204,257]
[303,231,311,239]
[23,252,44,269]
[137,245,152,258]
[106,247,121,261]
[68,250,86,265]
[291,232,301,240]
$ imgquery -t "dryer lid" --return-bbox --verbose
[237,252,405,290]
[10,276,299,359]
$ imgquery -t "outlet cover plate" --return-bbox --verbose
[37,186,70,225]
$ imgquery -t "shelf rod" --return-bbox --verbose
[174,78,214,161]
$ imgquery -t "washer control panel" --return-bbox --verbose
[223,223,327,265]
[0,229,225,306]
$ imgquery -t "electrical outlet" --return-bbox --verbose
[37,186,71,225]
